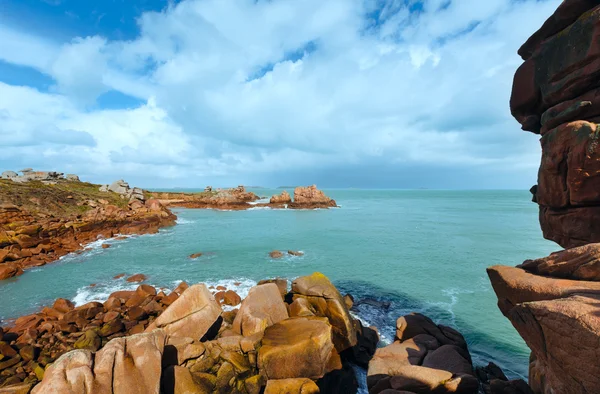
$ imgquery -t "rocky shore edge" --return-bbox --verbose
[0,272,525,394]
[0,174,337,281]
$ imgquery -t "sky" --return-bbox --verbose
[0,0,561,189]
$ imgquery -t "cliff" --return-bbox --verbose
[510,0,600,248]
[0,178,176,281]
[491,1,600,393]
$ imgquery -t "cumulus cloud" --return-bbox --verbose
[0,0,562,187]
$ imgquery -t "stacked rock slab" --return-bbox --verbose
[488,244,600,394]
[510,0,600,248]
[367,313,479,394]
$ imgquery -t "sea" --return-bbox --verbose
[0,189,557,384]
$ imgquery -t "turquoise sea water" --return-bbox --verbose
[0,189,557,380]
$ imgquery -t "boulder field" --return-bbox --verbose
[510,0,600,248]
[0,179,176,281]
[0,273,521,394]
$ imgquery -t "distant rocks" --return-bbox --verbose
[268,185,337,209]
[101,179,145,204]
[0,169,81,184]
[269,251,284,259]
[287,250,304,257]
[270,191,292,204]
[126,274,147,283]
[189,252,203,259]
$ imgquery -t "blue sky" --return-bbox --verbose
[0,0,561,188]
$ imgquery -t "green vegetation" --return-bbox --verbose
[0,179,128,217]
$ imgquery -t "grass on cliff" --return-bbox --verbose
[0,179,129,217]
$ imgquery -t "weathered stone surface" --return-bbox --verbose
[258,317,334,380]
[487,265,600,315]
[233,283,288,337]
[291,273,357,352]
[269,191,292,204]
[147,284,222,340]
[32,330,166,394]
[519,243,600,281]
[289,185,337,209]
[264,378,320,394]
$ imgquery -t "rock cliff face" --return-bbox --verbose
[488,246,600,394]
[492,3,600,393]
[510,1,600,248]
[0,179,176,281]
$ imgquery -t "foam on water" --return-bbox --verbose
[175,217,196,225]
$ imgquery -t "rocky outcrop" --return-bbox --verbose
[488,244,600,394]
[0,178,176,280]
[31,330,166,394]
[510,2,600,248]
[367,313,479,394]
[0,281,190,389]
[289,185,337,209]
[269,191,291,205]
[1,169,73,184]
[499,3,600,392]
[4,272,516,394]
[147,186,260,210]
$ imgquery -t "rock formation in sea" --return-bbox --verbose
[288,185,337,209]
[147,186,261,210]
[490,2,600,393]
[0,272,518,393]
[149,185,337,210]
[0,174,176,281]
[510,0,600,248]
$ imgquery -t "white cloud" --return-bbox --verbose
[0,0,562,187]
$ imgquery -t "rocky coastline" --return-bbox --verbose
[0,172,337,282]
[148,184,338,210]
[0,175,176,281]
[0,272,525,394]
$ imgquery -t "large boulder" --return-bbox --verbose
[232,283,289,337]
[368,313,477,394]
[264,378,320,394]
[147,284,222,340]
[32,330,166,394]
[1,171,17,179]
[488,256,600,394]
[108,180,130,194]
[270,191,292,204]
[289,186,337,209]
[258,317,335,380]
[291,273,357,352]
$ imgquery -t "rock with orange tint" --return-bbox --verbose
[519,243,600,281]
[291,272,357,352]
[289,185,337,209]
[264,378,320,394]
[488,255,600,394]
[126,274,147,283]
[232,284,288,337]
[147,284,222,340]
[0,262,23,280]
[32,330,166,394]
[258,317,334,380]
[269,191,292,205]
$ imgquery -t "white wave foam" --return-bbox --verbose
[72,280,141,306]
[247,206,272,210]
[175,218,196,224]
[248,198,271,205]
